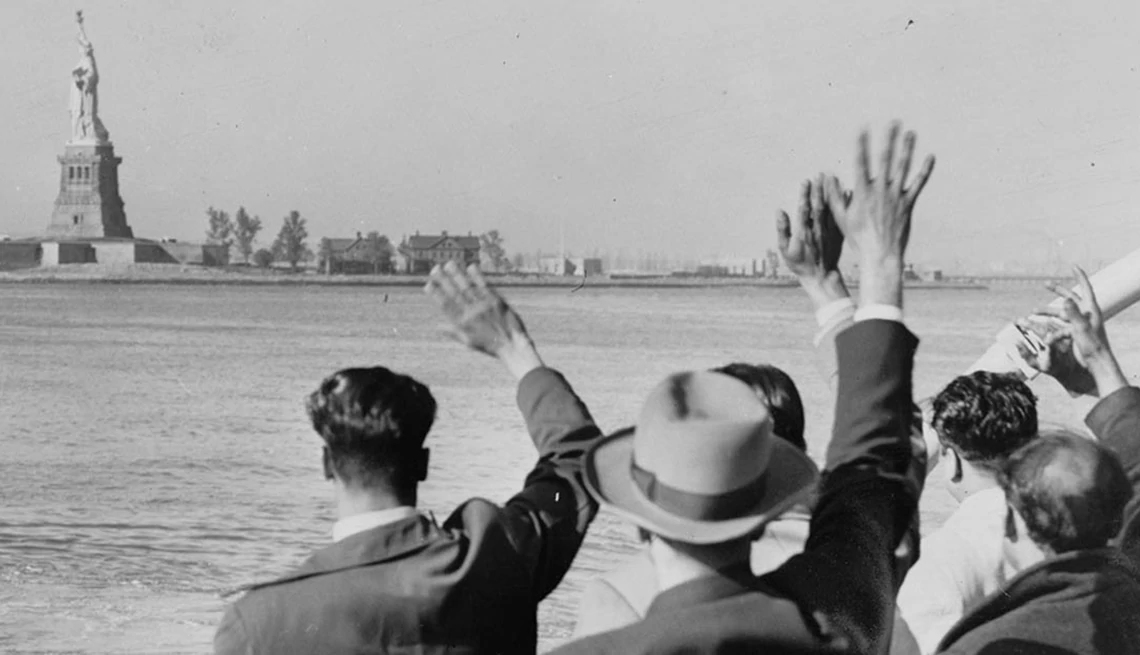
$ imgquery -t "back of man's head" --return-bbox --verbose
[306,366,437,492]
[932,371,1037,470]
[1000,431,1132,554]
[712,363,806,452]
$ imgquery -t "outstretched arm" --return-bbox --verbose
[971,246,1140,381]
[783,169,927,585]
[768,123,934,653]
[1019,266,1140,554]
[76,11,93,50]
[426,262,602,599]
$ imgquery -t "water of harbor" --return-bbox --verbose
[1,283,1137,654]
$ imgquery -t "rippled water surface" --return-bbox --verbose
[2,283,1138,653]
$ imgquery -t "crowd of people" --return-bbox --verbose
[213,123,1140,654]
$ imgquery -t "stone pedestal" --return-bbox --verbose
[48,142,133,239]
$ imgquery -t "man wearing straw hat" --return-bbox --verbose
[555,122,934,654]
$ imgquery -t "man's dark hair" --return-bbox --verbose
[999,431,1132,553]
[932,371,1037,470]
[306,366,437,491]
[713,363,806,452]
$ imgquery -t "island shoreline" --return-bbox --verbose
[0,265,991,290]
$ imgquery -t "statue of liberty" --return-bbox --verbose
[70,10,110,144]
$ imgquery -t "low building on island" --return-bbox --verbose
[694,257,760,277]
[397,231,480,274]
[0,239,42,270]
[318,232,394,274]
[538,256,604,277]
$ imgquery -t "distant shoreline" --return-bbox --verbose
[0,264,991,290]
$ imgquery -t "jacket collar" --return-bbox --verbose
[645,562,755,616]
[938,547,1140,651]
[332,506,420,542]
[223,513,443,598]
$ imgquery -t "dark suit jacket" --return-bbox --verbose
[214,367,602,655]
[1088,386,1140,562]
[936,386,1140,655]
[553,319,921,654]
[934,548,1140,655]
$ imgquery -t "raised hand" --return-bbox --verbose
[826,123,935,265]
[778,176,846,279]
[829,122,935,309]
[1044,267,1112,365]
[1022,266,1127,397]
[1014,316,1098,397]
[425,261,544,379]
[816,175,849,273]
[777,175,850,309]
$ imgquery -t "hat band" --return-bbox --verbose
[630,459,768,522]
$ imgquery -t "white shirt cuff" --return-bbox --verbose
[815,298,856,328]
[854,304,904,323]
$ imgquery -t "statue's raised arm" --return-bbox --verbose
[76,10,91,49]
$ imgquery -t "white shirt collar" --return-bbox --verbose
[331,506,420,542]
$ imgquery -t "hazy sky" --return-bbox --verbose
[3,1,1137,272]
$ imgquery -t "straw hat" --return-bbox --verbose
[585,371,819,544]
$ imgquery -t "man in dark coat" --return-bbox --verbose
[934,268,1140,654]
[214,261,603,655]
[554,122,937,654]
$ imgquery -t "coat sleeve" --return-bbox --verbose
[767,319,920,654]
[494,367,603,600]
[813,312,854,393]
[815,314,926,588]
[1084,386,1140,557]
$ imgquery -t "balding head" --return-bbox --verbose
[999,431,1132,554]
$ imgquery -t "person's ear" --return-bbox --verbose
[322,447,335,481]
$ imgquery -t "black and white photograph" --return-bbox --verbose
[1,2,1139,653]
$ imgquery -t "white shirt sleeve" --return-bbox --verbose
[854,303,904,324]
[812,298,856,348]
[815,297,856,327]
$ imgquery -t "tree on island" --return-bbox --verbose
[272,210,311,271]
[233,207,263,264]
[253,248,274,268]
[361,231,394,274]
[205,207,234,252]
[480,229,508,272]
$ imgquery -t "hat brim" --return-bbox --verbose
[584,426,820,545]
